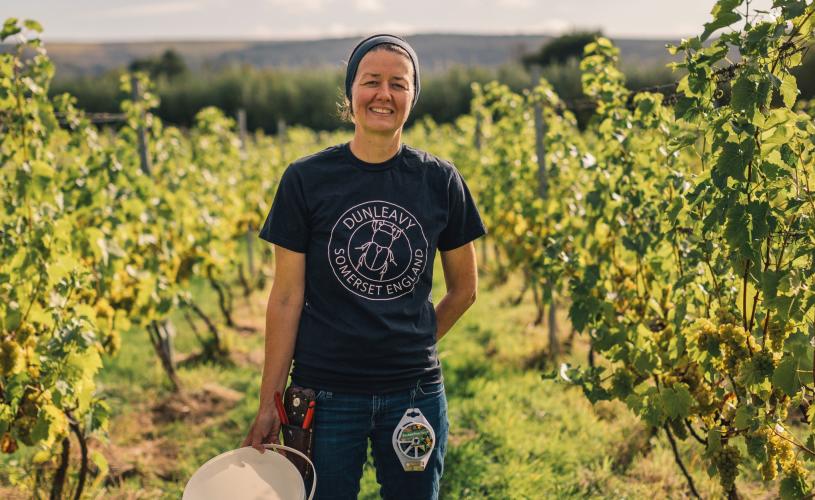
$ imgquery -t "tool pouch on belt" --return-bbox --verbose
[282,385,316,486]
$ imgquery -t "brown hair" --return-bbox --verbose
[337,43,415,124]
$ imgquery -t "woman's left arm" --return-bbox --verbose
[435,242,478,342]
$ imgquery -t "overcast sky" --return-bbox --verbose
[4,0,773,42]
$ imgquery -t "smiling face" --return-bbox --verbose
[350,48,414,137]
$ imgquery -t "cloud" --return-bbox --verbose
[244,21,415,41]
[671,23,703,37]
[324,23,358,37]
[373,22,417,36]
[248,24,276,38]
[459,18,575,36]
[497,0,535,8]
[94,1,202,18]
[520,18,574,35]
[266,0,331,12]
[353,0,384,11]
[249,23,359,40]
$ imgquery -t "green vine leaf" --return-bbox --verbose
[780,73,799,108]
[662,384,693,419]
[701,0,742,41]
[773,356,800,397]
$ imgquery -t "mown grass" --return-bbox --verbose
[5,250,800,498]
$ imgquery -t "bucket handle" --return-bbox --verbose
[262,443,316,500]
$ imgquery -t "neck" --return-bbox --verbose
[349,130,402,163]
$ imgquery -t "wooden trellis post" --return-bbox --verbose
[531,66,558,358]
[132,73,180,391]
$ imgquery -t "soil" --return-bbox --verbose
[0,487,28,499]
[98,383,242,491]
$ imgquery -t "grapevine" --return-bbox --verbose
[425,1,815,497]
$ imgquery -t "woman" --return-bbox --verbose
[243,34,486,500]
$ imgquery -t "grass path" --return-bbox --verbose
[87,256,788,498]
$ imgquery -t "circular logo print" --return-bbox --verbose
[328,200,428,300]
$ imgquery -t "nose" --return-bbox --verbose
[374,82,393,101]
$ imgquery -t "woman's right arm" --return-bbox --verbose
[242,244,306,453]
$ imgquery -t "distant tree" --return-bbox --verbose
[521,31,602,68]
[157,49,187,78]
[128,49,187,79]
[127,57,154,74]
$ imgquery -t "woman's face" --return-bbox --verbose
[351,49,414,137]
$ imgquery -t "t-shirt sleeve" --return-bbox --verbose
[258,164,310,253]
[437,165,487,252]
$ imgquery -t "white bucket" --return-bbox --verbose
[182,444,316,500]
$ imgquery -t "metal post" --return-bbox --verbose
[237,108,255,279]
[237,108,247,152]
[131,74,181,387]
[277,117,286,160]
[130,75,151,176]
[474,112,488,266]
[531,66,558,357]
[474,111,482,152]
[531,66,548,199]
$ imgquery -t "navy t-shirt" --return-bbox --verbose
[258,141,486,394]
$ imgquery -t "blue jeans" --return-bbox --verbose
[309,380,448,500]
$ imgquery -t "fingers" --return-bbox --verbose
[266,428,280,446]
[251,429,266,454]
[243,422,265,454]
[243,414,283,454]
[241,426,253,449]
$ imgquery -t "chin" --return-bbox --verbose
[362,123,401,135]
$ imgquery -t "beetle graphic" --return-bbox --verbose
[354,220,404,280]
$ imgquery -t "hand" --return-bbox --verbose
[242,408,281,454]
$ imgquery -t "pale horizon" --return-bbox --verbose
[3,0,774,43]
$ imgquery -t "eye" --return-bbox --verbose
[364,81,378,86]
[391,83,407,90]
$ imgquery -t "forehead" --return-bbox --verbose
[357,49,413,79]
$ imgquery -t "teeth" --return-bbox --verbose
[371,107,393,114]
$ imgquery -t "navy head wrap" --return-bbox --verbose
[345,34,421,110]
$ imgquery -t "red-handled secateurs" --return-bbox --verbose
[274,391,289,425]
[301,401,316,430]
